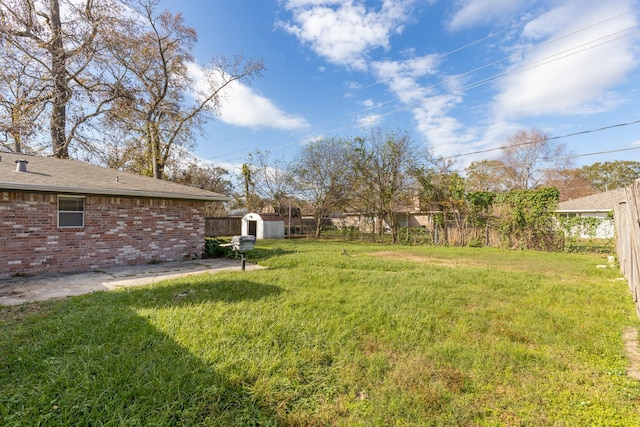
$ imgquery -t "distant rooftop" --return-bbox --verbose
[0,152,229,202]
[557,188,627,212]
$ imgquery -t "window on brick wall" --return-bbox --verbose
[58,196,85,227]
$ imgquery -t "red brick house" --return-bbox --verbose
[0,152,229,278]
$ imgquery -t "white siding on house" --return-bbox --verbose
[559,212,614,239]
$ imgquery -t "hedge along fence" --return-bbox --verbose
[614,181,640,318]
[330,188,562,250]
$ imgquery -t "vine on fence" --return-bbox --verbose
[557,214,613,252]
[496,187,562,251]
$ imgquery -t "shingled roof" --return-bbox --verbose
[557,188,627,213]
[0,152,229,202]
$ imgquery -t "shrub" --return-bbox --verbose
[204,237,233,258]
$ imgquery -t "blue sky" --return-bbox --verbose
[162,0,640,172]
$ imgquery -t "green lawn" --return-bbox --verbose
[2,240,640,426]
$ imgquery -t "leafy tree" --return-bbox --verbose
[349,128,416,243]
[291,137,352,237]
[239,163,257,212]
[168,161,233,195]
[412,154,467,244]
[579,161,640,191]
[102,0,264,178]
[465,190,496,246]
[464,159,508,192]
[167,160,233,216]
[501,129,573,190]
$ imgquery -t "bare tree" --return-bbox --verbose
[0,0,122,157]
[246,150,294,212]
[291,137,352,237]
[0,46,47,152]
[103,0,264,179]
[541,168,596,201]
[501,129,572,189]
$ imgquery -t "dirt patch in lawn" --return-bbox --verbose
[623,327,640,381]
[368,251,484,268]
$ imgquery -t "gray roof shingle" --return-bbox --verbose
[557,188,626,212]
[0,152,229,201]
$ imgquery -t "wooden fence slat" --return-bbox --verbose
[615,182,640,318]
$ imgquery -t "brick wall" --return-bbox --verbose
[0,191,206,278]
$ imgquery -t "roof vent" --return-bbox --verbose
[15,159,28,172]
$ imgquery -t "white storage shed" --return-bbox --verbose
[242,213,285,239]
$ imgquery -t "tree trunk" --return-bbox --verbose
[389,211,398,244]
[49,0,69,158]
[10,106,22,153]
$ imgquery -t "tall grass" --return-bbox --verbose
[2,240,639,425]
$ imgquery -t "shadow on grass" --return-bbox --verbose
[123,277,283,309]
[0,278,283,426]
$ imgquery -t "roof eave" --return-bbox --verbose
[0,183,231,202]
[556,208,613,213]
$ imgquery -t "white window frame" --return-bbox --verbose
[58,195,85,228]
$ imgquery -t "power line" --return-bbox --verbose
[203,6,640,165]
[465,145,640,175]
[448,119,640,160]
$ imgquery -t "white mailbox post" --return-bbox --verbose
[221,235,256,271]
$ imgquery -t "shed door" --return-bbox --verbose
[248,220,257,237]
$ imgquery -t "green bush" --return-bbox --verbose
[204,237,233,258]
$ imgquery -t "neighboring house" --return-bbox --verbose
[241,213,285,239]
[331,209,431,233]
[557,188,626,238]
[0,152,229,278]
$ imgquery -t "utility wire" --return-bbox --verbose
[465,146,640,175]
[448,119,640,160]
[212,24,640,166]
[204,7,640,165]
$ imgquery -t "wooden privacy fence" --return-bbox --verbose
[205,217,242,237]
[613,181,640,318]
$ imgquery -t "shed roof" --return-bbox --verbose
[557,188,626,212]
[244,213,285,222]
[258,213,285,222]
[0,152,229,201]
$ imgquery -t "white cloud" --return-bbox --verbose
[371,55,439,103]
[218,83,309,129]
[411,94,478,157]
[360,99,376,108]
[357,114,383,127]
[448,0,528,31]
[493,0,638,119]
[370,56,478,156]
[279,0,416,71]
[187,63,308,130]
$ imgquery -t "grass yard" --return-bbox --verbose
[2,240,640,426]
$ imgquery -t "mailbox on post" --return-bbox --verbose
[231,235,256,252]
[221,235,256,271]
